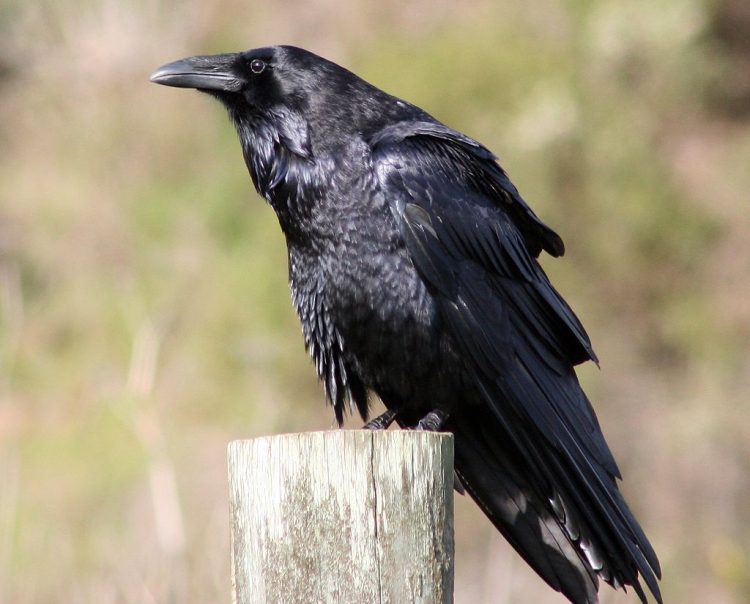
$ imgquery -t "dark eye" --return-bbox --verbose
[250,59,266,74]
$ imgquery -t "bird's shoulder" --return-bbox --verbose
[366,119,597,367]
[366,119,564,259]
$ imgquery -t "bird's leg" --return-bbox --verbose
[363,408,398,430]
[416,409,449,431]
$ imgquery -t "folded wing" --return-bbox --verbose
[370,123,662,604]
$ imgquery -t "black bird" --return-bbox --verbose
[151,46,661,604]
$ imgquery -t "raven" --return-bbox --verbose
[151,46,661,604]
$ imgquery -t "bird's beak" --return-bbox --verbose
[150,54,243,92]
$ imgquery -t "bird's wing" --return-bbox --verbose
[371,120,566,259]
[370,123,661,604]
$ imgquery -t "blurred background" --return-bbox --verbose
[1,0,749,602]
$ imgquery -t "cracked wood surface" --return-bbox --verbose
[228,430,454,603]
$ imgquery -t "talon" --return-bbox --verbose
[363,409,397,430]
[415,410,449,431]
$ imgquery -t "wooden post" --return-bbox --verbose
[228,430,454,604]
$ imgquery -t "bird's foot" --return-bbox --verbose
[415,410,449,431]
[363,409,398,430]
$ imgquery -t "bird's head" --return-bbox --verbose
[151,46,312,113]
[151,45,399,207]
[150,45,429,212]
[151,46,421,151]
[151,45,349,188]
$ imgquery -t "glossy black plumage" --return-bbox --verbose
[151,46,662,604]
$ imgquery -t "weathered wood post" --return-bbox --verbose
[228,430,454,603]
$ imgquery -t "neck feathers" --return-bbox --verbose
[228,107,324,238]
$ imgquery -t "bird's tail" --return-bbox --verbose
[450,404,658,604]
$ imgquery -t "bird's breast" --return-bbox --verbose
[291,238,466,418]
[283,157,469,417]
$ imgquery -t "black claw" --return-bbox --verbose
[363,409,398,430]
[416,410,449,431]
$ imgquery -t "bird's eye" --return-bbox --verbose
[250,59,266,74]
